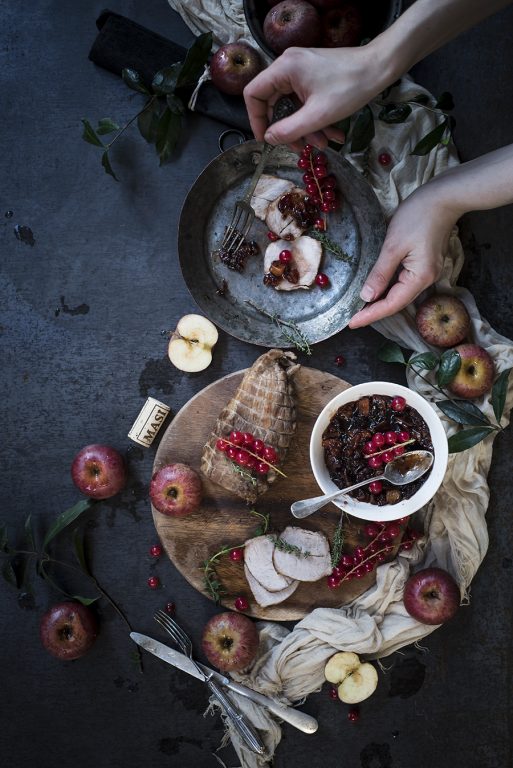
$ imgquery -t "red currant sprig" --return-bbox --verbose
[216,431,286,478]
[297,145,338,224]
[326,521,407,588]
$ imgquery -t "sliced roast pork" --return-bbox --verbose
[244,535,294,592]
[273,527,332,581]
[265,186,312,240]
[250,175,296,221]
[264,236,322,291]
[244,564,299,608]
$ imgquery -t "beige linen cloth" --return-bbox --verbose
[168,3,513,765]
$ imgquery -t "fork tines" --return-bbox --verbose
[154,610,190,654]
[221,207,253,255]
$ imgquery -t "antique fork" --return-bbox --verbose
[219,95,296,257]
[153,610,265,756]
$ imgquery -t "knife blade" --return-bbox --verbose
[130,632,317,734]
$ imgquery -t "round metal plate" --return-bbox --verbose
[178,142,386,347]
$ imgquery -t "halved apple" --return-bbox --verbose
[168,314,218,373]
[324,651,378,704]
[324,651,360,684]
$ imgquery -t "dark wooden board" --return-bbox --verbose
[153,366,386,620]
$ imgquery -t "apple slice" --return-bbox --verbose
[168,314,218,373]
[324,651,360,684]
[337,662,378,704]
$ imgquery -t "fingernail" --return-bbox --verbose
[360,285,375,302]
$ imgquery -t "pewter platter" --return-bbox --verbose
[178,142,385,347]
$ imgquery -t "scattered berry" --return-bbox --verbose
[315,272,330,287]
[378,152,392,166]
[369,480,383,494]
[229,547,244,562]
[279,249,293,264]
[147,576,160,589]
[391,395,406,412]
[314,217,325,231]
[234,596,249,611]
[267,231,279,241]
[348,707,360,722]
[150,544,163,558]
[329,685,339,701]
[334,355,345,367]
[165,601,176,614]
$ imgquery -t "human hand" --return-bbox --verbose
[348,184,461,329]
[243,45,388,151]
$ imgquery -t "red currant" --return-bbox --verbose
[334,355,345,367]
[150,544,163,558]
[400,541,413,551]
[377,551,386,562]
[363,441,374,455]
[297,157,309,169]
[263,445,278,464]
[305,183,318,196]
[354,567,364,578]
[320,200,331,212]
[230,430,244,445]
[256,461,270,475]
[147,576,160,589]
[393,445,405,457]
[323,188,336,201]
[368,455,383,469]
[315,272,330,287]
[165,601,176,614]
[279,249,293,264]
[323,175,336,188]
[246,455,257,470]
[315,151,327,165]
[397,431,410,442]
[236,450,250,466]
[329,685,339,701]
[303,143,313,154]
[216,438,228,452]
[242,432,255,448]
[253,439,265,455]
[267,231,279,241]
[283,233,294,241]
[391,396,406,412]
[382,450,395,463]
[364,523,380,538]
[384,431,398,445]
[226,445,238,460]
[303,173,314,184]
[386,524,401,538]
[348,707,360,722]
[340,554,354,568]
[378,152,392,166]
[371,432,385,449]
[369,480,383,494]
[332,566,347,579]
[329,199,339,212]
[327,573,341,589]
[234,596,249,611]
[313,217,325,231]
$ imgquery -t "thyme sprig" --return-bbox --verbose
[245,300,312,355]
[308,230,353,263]
[231,462,257,486]
[250,508,270,536]
[330,513,345,568]
[273,536,311,558]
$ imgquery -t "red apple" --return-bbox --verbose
[321,4,363,47]
[71,444,127,499]
[415,294,471,347]
[40,602,98,660]
[201,611,259,672]
[310,0,343,9]
[149,462,202,517]
[403,567,460,625]
[448,343,495,399]
[210,42,264,97]
[263,0,321,55]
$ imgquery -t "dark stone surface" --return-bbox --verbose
[2,2,513,767]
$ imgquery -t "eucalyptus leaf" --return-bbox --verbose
[122,68,150,95]
[155,108,182,165]
[411,119,448,156]
[176,31,213,89]
[334,116,351,136]
[350,106,375,152]
[409,351,438,371]
[72,594,100,606]
[42,499,92,551]
[166,93,185,115]
[436,91,455,111]
[101,151,118,182]
[378,102,412,124]
[491,367,512,424]
[437,399,491,426]
[378,341,406,365]
[72,529,90,575]
[448,426,495,453]
[2,560,17,587]
[96,118,120,135]
[137,98,161,143]
[152,63,182,95]
[437,348,461,387]
[81,119,103,148]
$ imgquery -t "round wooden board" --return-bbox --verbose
[153,366,381,621]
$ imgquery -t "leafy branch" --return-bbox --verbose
[82,32,212,180]
[378,341,511,452]
[307,229,354,263]
[330,513,345,568]
[272,536,311,558]
[245,300,312,355]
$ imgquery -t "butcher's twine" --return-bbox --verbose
[168,2,513,765]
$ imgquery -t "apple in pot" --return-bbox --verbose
[263,0,321,55]
[71,444,127,499]
[447,343,494,399]
[40,602,98,660]
[201,611,259,672]
[210,42,264,97]
[415,294,471,347]
[150,462,203,517]
[403,567,460,625]
[321,4,363,47]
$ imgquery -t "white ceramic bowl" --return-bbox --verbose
[310,381,448,522]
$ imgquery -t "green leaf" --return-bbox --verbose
[101,151,118,181]
[437,399,491,426]
[81,119,103,148]
[42,499,92,551]
[155,108,182,165]
[410,93,430,105]
[436,91,455,111]
[137,98,161,143]
[378,103,412,124]
[350,106,375,152]
[176,31,213,89]
[72,529,90,575]
[491,367,512,424]
[411,119,448,156]
[378,341,406,365]
[437,349,461,387]
[96,118,120,135]
[2,560,17,587]
[409,351,438,371]
[448,426,495,453]
[72,594,100,606]
[24,514,36,551]
[333,116,351,136]
[122,68,150,94]
[152,63,182,95]
[166,93,185,115]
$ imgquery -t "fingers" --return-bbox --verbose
[358,239,404,303]
[348,278,424,329]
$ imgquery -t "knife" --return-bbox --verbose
[130,632,318,735]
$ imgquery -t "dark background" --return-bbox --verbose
[2,1,513,767]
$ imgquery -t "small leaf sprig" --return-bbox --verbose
[82,32,212,180]
[378,341,512,453]
[330,513,345,568]
[245,300,312,355]
[272,536,311,558]
[307,229,353,263]
[231,463,258,486]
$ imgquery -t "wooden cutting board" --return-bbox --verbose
[153,366,386,621]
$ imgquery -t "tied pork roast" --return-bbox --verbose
[201,349,299,503]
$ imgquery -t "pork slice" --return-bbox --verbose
[244,535,294,592]
[244,564,299,608]
[264,236,322,291]
[251,175,296,221]
[273,528,332,581]
[265,187,306,240]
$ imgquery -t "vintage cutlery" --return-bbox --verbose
[130,631,317,735]
[219,95,296,257]
[291,449,434,518]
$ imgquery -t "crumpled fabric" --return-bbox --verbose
[168,3,513,766]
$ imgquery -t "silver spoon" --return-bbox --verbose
[291,450,434,519]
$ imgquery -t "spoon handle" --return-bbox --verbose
[291,475,385,519]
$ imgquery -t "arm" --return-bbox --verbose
[348,144,513,328]
[243,0,512,147]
